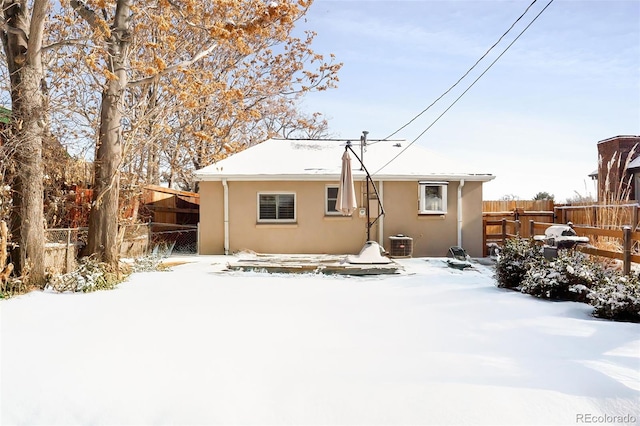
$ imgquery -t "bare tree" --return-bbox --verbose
[67,0,340,267]
[0,0,49,285]
[68,0,132,266]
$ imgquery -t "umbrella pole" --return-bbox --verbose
[345,142,382,242]
[361,132,369,241]
[366,180,370,241]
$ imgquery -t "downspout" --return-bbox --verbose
[457,179,465,248]
[378,181,384,247]
[222,178,230,255]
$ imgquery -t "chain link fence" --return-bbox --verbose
[44,223,198,274]
[149,223,198,255]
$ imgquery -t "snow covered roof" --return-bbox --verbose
[627,156,640,171]
[194,138,495,182]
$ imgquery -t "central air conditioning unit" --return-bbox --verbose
[388,234,413,257]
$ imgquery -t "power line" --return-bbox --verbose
[372,0,555,176]
[382,0,540,141]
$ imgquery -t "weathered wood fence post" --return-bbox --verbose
[529,220,535,237]
[515,220,521,236]
[623,226,631,275]
[147,222,153,254]
[65,228,72,273]
[501,218,507,245]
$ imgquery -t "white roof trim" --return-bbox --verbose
[196,173,495,182]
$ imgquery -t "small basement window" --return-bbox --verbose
[418,182,448,214]
[258,192,296,222]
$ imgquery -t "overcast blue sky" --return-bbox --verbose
[294,0,640,202]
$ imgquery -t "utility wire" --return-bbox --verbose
[372,0,555,176]
[382,0,540,141]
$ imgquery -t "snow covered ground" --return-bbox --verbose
[1,256,639,425]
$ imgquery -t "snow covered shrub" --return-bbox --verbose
[130,253,169,273]
[46,257,122,293]
[494,237,542,289]
[589,272,640,322]
[519,250,603,302]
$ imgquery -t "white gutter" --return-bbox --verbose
[378,181,384,247]
[222,178,230,255]
[194,173,495,183]
[457,179,465,247]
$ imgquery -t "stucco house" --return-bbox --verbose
[194,138,495,257]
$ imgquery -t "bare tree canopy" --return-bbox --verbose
[1,0,341,271]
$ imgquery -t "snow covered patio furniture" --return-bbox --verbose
[533,223,589,259]
[227,244,401,276]
[445,246,473,270]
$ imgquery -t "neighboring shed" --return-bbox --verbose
[142,185,200,225]
[194,138,495,258]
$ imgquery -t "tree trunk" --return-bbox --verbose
[12,74,46,284]
[85,0,132,267]
[86,89,123,265]
[1,0,49,286]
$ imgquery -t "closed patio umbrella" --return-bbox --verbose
[336,149,358,215]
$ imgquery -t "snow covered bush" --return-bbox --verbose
[130,253,169,273]
[495,237,542,289]
[519,250,603,302]
[46,252,171,293]
[493,237,640,322]
[589,272,640,322]
[46,257,122,293]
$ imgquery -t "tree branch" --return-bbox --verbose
[69,0,103,30]
[25,0,48,65]
[42,37,94,52]
[128,42,218,87]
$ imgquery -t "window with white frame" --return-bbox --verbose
[325,185,340,215]
[418,182,448,214]
[258,193,296,222]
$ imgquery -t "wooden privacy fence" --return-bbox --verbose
[489,219,640,275]
[482,201,640,256]
[482,200,556,212]
[483,200,640,229]
[482,200,556,245]
[484,210,555,240]
[555,203,639,229]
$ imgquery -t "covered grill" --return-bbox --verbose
[533,224,589,259]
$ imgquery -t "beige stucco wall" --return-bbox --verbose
[380,180,484,257]
[198,179,485,257]
[198,181,225,254]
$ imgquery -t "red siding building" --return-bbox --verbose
[596,135,640,201]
